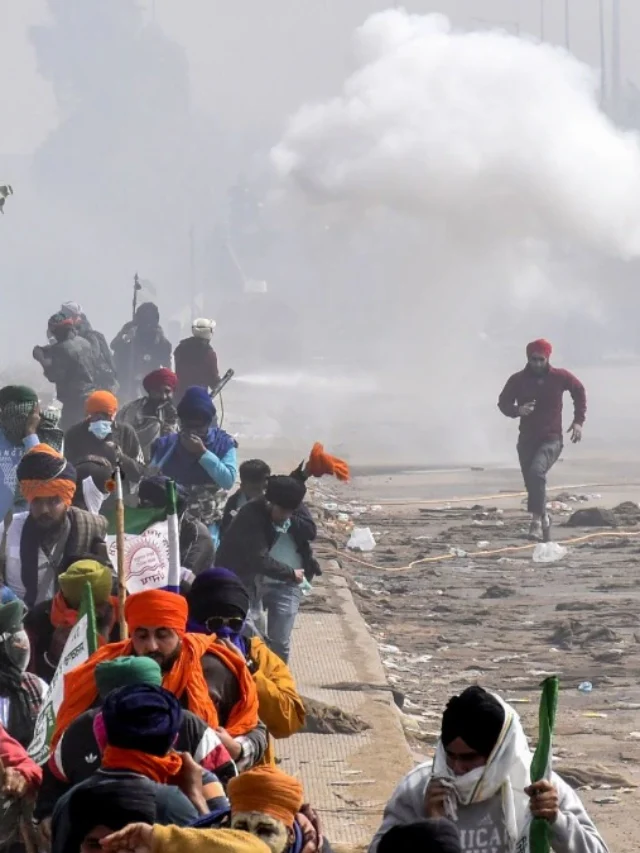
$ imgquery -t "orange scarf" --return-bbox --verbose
[101,745,183,783]
[51,633,259,750]
[50,593,119,647]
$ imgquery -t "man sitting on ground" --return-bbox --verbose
[117,368,179,462]
[36,655,236,830]
[51,589,266,769]
[369,685,608,853]
[4,445,108,607]
[187,568,305,763]
[64,391,144,506]
[24,558,119,681]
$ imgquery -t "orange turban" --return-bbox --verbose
[307,442,350,482]
[85,390,118,418]
[228,766,304,828]
[125,590,188,635]
[17,444,77,506]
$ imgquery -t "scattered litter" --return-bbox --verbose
[370,505,382,511]
[628,732,640,740]
[507,698,531,704]
[547,501,570,512]
[593,796,620,805]
[476,540,491,549]
[583,712,607,718]
[347,527,376,552]
[323,502,338,512]
[448,547,467,557]
[337,513,350,522]
[578,682,593,694]
[532,542,568,563]
[567,507,617,528]
[379,644,400,654]
[481,585,516,599]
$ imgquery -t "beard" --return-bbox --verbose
[143,645,181,672]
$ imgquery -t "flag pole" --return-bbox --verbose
[114,466,128,638]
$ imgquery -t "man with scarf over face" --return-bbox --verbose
[150,386,237,531]
[0,385,42,521]
[117,368,179,462]
[3,445,109,607]
[50,589,266,772]
[369,686,608,853]
[498,339,586,542]
[0,600,47,747]
[187,568,305,764]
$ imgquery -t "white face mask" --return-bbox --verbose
[88,420,112,440]
[444,763,487,804]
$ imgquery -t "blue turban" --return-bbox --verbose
[102,683,183,756]
[177,386,216,422]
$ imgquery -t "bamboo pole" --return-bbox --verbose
[114,467,128,639]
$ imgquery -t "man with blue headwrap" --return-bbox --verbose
[150,386,237,535]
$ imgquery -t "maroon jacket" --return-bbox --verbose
[498,364,586,448]
[0,723,42,790]
[174,337,220,401]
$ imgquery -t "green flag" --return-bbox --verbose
[106,504,166,535]
[528,676,560,853]
[28,581,98,764]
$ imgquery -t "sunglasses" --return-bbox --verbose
[205,615,245,633]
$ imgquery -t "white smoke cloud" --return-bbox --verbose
[273,10,640,258]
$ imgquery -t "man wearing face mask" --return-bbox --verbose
[3,444,109,607]
[64,391,145,506]
[216,476,316,663]
[150,386,237,531]
[498,339,586,542]
[369,686,608,853]
[0,599,47,748]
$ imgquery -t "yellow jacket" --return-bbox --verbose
[153,826,269,853]
[249,636,305,764]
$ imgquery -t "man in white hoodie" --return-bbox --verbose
[369,686,608,853]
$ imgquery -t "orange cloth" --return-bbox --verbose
[85,390,118,418]
[307,442,350,482]
[51,633,259,750]
[124,589,188,636]
[228,766,304,828]
[50,592,78,629]
[101,745,183,783]
[19,444,77,506]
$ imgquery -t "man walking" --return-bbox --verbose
[498,339,586,541]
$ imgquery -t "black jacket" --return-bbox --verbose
[216,498,319,587]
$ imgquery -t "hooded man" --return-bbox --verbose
[4,445,109,606]
[59,301,118,394]
[50,684,206,853]
[498,339,586,541]
[64,391,145,505]
[51,589,266,770]
[111,302,172,402]
[24,558,119,681]
[117,369,179,462]
[33,313,97,428]
[0,599,47,747]
[187,568,305,763]
[216,476,317,663]
[369,686,608,853]
[0,385,42,520]
[150,386,237,530]
[174,318,221,403]
[138,476,215,576]
[35,655,236,833]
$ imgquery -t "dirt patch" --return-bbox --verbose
[301,697,372,735]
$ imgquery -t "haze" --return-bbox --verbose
[2,0,640,466]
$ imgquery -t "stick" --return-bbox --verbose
[114,467,128,639]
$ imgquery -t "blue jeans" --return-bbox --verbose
[255,580,302,663]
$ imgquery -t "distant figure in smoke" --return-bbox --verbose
[59,301,118,394]
[33,314,97,429]
[498,339,586,541]
[174,318,220,403]
[111,302,172,402]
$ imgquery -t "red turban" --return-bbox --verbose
[124,590,188,635]
[143,368,178,394]
[85,391,118,418]
[526,339,552,359]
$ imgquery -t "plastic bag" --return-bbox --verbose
[532,542,568,563]
[347,527,376,552]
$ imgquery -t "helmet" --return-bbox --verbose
[192,318,216,340]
